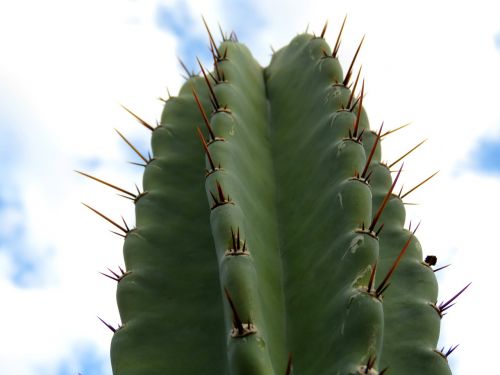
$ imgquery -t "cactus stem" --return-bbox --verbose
[285,353,293,375]
[433,264,451,273]
[400,171,439,199]
[332,14,347,58]
[436,282,471,316]
[75,171,137,199]
[346,66,362,109]
[192,89,217,141]
[196,127,219,173]
[120,105,155,132]
[388,139,427,169]
[202,16,221,59]
[97,316,119,333]
[320,20,328,39]
[82,203,130,236]
[177,57,196,79]
[197,59,221,111]
[375,223,420,298]
[361,122,383,179]
[343,35,365,86]
[114,129,151,164]
[369,163,403,232]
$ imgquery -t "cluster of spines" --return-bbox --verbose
[308,18,468,373]
[192,22,281,374]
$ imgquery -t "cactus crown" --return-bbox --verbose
[81,18,468,375]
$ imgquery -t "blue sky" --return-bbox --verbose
[1,0,500,374]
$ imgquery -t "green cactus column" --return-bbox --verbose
[85,22,459,375]
[265,34,384,374]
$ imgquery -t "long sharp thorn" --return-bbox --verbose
[369,163,404,232]
[377,282,391,297]
[400,171,439,199]
[320,20,328,38]
[75,171,136,198]
[107,267,122,280]
[439,282,471,313]
[361,122,383,178]
[82,203,128,234]
[192,88,216,141]
[333,14,347,58]
[231,228,237,250]
[367,262,377,293]
[381,122,412,138]
[445,344,460,358]
[352,80,365,138]
[208,70,218,84]
[388,139,427,169]
[115,129,149,164]
[178,57,194,78]
[202,16,220,59]
[434,264,451,272]
[375,223,384,237]
[379,367,389,375]
[209,190,218,206]
[197,58,220,109]
[128,161,147,168]
[343,34,365,86]
[212,49,222,81]
[120,105,155,131]
[347,65,362,109]
[216,180,225,201]
[121,216,130,232]
[99,270,119,282]
[285,353,292,375]
[376,223,420,297]
[224,288,244,335]
[218,22,226,41]
[110,230,126,238]
[196,127,217,171]
[97,316,117,333]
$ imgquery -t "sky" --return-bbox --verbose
[0,0,499,374]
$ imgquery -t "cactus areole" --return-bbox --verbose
[84,20,467,375]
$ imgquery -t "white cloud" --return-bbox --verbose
[0,0,498,374]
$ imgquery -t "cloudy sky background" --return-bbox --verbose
[1,0,499,374]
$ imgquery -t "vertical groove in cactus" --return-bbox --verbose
[88,20,461,375]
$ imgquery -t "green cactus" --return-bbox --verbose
[81,19,469,375]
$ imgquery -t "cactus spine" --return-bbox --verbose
[83,19,467,375]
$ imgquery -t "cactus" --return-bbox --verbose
[81,19,469,375]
